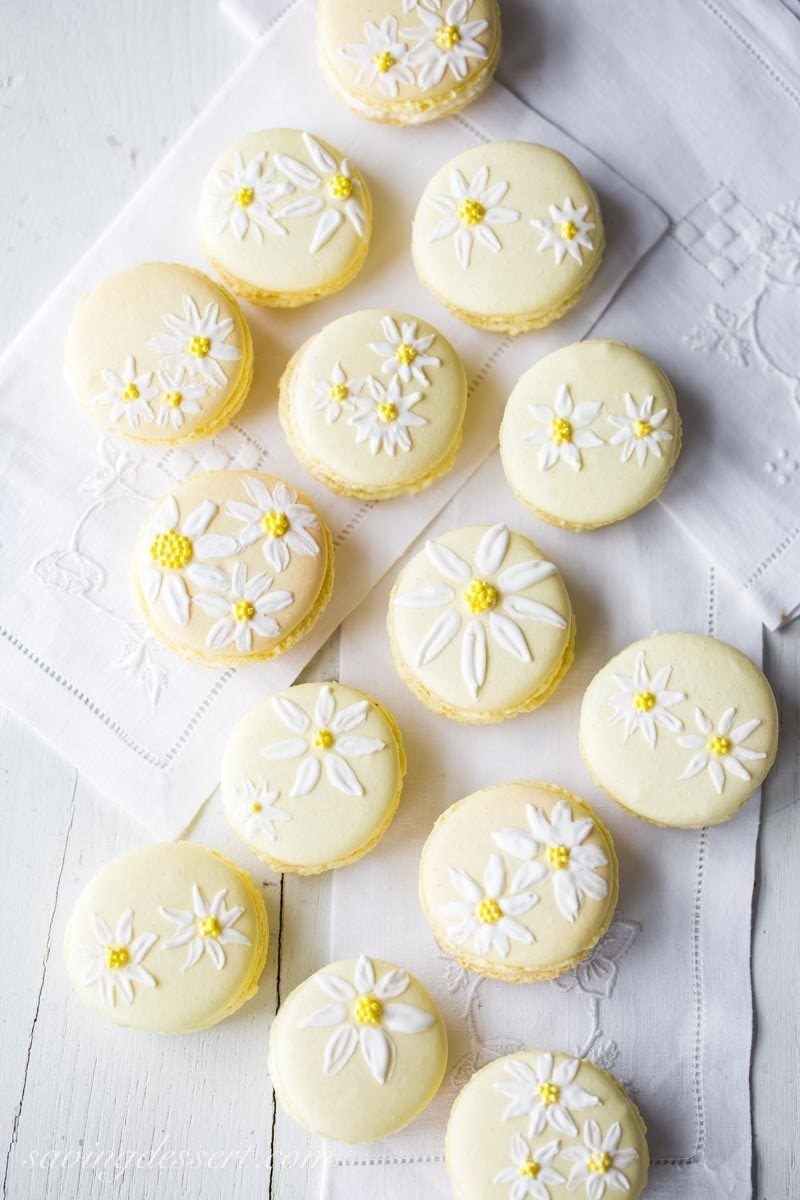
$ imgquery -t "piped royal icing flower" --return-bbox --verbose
[93,355,158,430]
[523,385,604,473]
[606,649,685,748]
[561,1119,639,1198]
[427,165,520,268]
[205,150,296,242]
[607,393,673,467]
[226,476,320,574]
[677,706,766,794]
[78,910,158,1006]
[369,315,441,387]
[531,198,596,266]
[348,374,427,456]
[494,1055,602,1139]
[146,294,242,390]
[139,494,236,629]
[231,777,290,843]
[274,133,367,254]
[159,884,252,972]
[402,0,490,90]
[193,561,294,653]
[438,853,537,957]
[492,1133,565,1200]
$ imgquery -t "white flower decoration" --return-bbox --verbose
[159,884,251,972]
[495,1056,602,1139]
[93,355,158,430]
[493,801,609,924]
[677,706,766,795]
[340,18,416,98]
[369,315,441,387]
[492,1133,565,1200]
[205,150,296,242]
[155,365,207,431]
[561,1120,639,1198]
[404,0,490,90]
[531,197,596,266]
[607,394,673,467]
[298,954,434,1085]
[606,649,685,748]
[78,910,157,1006]
[348,374,427,456]
[393,523,567,700]
[438,853,537,957]
[274,132,367,253]
[524,384,604,472]
[194,562,294,653]
[311,362,364,424]
[226,476,320,573]
[427,165,520,268]
[139,494,236,629]
[231,777,290,843]
[146,294,242,389]
[261,684,385,798]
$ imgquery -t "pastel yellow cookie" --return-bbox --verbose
[278,308,467,499]
[222,681,406,874]
[500,340,682,531]
[269,954,447,1143]
[133,470,333,667]
[198,129,372,307]
[412,142,604,333]
[388,523,575,723]
[63,843,268,1034]
[446,1050,649,1199]
[317,0,501,126]
[64,262,253,444]
[579,633,779,828]
[419,782,618,983]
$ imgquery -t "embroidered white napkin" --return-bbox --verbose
[0,0,665,839]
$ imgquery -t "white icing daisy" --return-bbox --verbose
[607,393,673,467]
[493,801,609,924]
[226,476,320,574]
[77,910,157,1006]
[159,884,252,972]
[348,374,427,456]
[492,1133,565,1200]
[274,132,367,253]
[298,954,434,1086]
[340,18,416,98]
[561,1120,639,1198]
[393,523,567,700]
[311,362,364,424]
[93,355,158,430]
[404,0,490,90]
[369,315,441,387]
[261,684,385,798]
[531,197,596,266]
[231,777,290,843]
[205,150,296,242]
[495,1055,602,1139]
[193,562,294,653]
[606,649,685,748]
[139,494,236,630]
[154,365,207,431]
[677,706,766,795]
[146,294,242,389]
[427,165,520,268]
[523,384,604,472]
[439,853,537,957]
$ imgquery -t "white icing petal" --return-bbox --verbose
[416,610,461,667]
[474,523,509,576]
[291,755,322,797]
[393,583,455,609]
[425,539,471,582]
[323,1024,359,1076]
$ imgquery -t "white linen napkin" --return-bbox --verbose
[0,0,666,839]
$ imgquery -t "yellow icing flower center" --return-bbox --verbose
[250,801,263,813]
[588,1152,613,1176]
[379,402,399,423]
[634,690,656,711]
[519,1160,540,1179]
[261,511,289,538]
[634,419,653,439]
[329,383,350,404]
[374,51,396,73]
[149,529,193,571]
[104,945,130,970]
[163,391,183,408]
[232,599,255,622]
[550,416,573,445]
[396,342,418,366]
[560,220,579,241]
[708,734,731,757]
[476,897,502,924]
[354,994,383,1024]
[537,1081,560,1105]
[435,23,462,50]
[328,173,353,199]
[198,915,222,939]
[188,335,212,358]
[234,186,255,208]
[458,198,486,226]
[546,844,571,870]
[314,728,334,750]
[121,383,140,402]
[463,578,497,613]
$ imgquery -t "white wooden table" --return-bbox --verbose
[1,4,797,1197]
